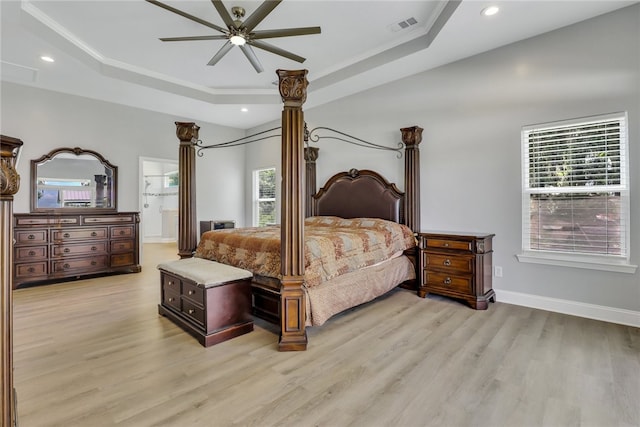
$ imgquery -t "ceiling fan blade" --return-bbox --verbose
[207,41,234,66]
[251,27,321,40]
[160,35,228,42]
[211,0,236,29]
[249,40,305,63]
[146,0,228,34]
[239,45,264,73]
[241,0,282,32]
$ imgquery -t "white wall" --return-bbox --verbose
[0,83,246,232]
[247,5,640,318]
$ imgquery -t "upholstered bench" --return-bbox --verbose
[157,257,254,347]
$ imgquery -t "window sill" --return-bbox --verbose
[516,252,638,274]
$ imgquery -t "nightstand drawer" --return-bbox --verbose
[424,238,472,252]
[424,253,473,273]
[423,271,472,294]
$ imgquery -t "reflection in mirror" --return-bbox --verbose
[31,147,117,212]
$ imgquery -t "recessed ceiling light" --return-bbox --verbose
[40,56,55,63]
[241,108,248,113]
[481,6,500,16]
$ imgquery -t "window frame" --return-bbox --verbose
[252,167,277,227]
[517,112,636,274]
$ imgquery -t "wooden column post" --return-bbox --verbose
[401,126,423,233]
[175,122,199,259]
[1,135,23,427]
[277,69,308,351]
[304,146,319,218]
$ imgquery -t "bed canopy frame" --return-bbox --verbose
[174,69,422,351]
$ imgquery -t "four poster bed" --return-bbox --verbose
[172,69,422,351]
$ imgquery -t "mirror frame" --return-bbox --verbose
[31,147,118,213]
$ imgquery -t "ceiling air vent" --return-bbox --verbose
[387,17,419,32]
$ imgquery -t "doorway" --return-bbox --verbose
[140,157,178,243]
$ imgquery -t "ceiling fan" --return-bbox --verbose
[146,0,321,73]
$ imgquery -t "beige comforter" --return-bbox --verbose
[194,216,416,288]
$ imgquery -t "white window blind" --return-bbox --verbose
[522,112,630,260]
[253,167,276,227]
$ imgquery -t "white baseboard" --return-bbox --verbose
[495,289,640,328]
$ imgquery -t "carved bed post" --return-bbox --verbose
[401,126,423,233]
[277,69,308,351]
[1,135,23,426]
[304,146,319,218]
[175,122,199,259]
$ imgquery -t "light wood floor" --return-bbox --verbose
[13,243,640,427]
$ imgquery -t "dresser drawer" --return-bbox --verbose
[15,216,78,226]
[15,230,47,245]
[52,228,108,241]
[181,299,205,325]
[15,262,48,278]
[52,242,107,258]
[111,253,134,267]
[52,255,108,273]
[423,252,473,274]
[111,239,134,253]
[15,246,47,261]
[424,238,473,252]
[111,226,134,239]
[182,281,204,305]
[423,271,472,294]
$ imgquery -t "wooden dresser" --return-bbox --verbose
[13,212,141,288]
[418,231,495,309]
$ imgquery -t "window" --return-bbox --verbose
[519,112,635,273]
[253,167,276,227]
[164,170,179,188]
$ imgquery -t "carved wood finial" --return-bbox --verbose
[277,69,308,107]
[175,122,200,143]
[0,135,24,197]
[304,146,319,162]
[401,126,423,148]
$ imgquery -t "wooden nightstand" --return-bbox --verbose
[418,232,495,309]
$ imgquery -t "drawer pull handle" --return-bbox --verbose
[91,231,97,237]
[91,261,97,266]
[63,233,70,238]
[119,230,125,235]
[168,297,174,302]
[64,248,70,253]
[91,246,97,251]
[443,243,449,247]
[27,267,35,273]
[444,277,452,285]
[28,250,36,256]
[443,259,451,266]
[188,309,195,314]
[188,290,195,295]
[63,263,70,269]
[28,234,35,240]
[168,281,173,286]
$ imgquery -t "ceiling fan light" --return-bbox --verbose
[230,35,246,46]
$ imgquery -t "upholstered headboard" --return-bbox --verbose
[312,169,405,223]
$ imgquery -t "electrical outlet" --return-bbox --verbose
[494,266,503,277]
